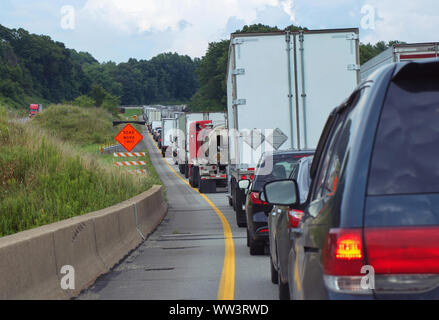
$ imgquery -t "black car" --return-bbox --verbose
[263,59,439,299]
[241,150,314,256]
[268,155,313,299]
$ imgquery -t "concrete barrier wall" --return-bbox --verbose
[0,185,167,300]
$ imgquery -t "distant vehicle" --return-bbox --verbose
[360,42,439,81]
[268,155,314,300]
[29,104,43,118]
[263,59,439,300]
[239,150,314,256]
[176,112,227,179]
[188,120,228,193]
[227,28,360,230]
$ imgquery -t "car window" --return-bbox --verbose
[311,116,346,200]
[310,92,361,201]
[368,77,439,195]
[252,154,312,191]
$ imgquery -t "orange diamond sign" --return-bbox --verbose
[115,124,143,152]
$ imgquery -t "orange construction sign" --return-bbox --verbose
[115,124,143,152]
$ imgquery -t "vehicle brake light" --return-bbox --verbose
[250,175,255,180]
[250,192,267,205]
[365,227,439,274]
[257,227,269,233]
[322,228,368,294]
[323,229,364,276]
[287,210,304,229]
[241,175,247,180]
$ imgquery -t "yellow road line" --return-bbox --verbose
[146,130,235,300]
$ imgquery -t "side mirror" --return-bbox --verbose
[238,179,251,190]
[263,179,299,207]
[259,191,267,203]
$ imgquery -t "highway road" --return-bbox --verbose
[79,127,278,300]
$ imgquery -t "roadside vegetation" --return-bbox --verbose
[0,104,160,237]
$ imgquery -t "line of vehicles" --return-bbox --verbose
[143,29,439,299]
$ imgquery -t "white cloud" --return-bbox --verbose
[361,0,439,44]
[81,0,293,57]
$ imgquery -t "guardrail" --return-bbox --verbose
[0,185,167,300]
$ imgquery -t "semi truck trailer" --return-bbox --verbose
[176,112,227,179]
[188,120,228,193]
[361,42,439,81]
[226,28,360,226]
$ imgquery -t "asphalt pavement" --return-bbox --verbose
[79,127,277,300]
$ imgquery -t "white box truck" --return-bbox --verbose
[361,42,439,81]
[161,118,177,157]
[226,28,360,223]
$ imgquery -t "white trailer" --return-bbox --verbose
[226,28,360,222]
[161,118,177,157]
[361,42,439,81]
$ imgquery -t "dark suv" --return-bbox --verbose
[243,150,314,255]
[264,60,439,299]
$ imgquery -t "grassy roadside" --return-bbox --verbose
[0,104,161,237]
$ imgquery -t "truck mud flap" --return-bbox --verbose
[199,179,217,194]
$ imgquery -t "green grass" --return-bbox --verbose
[32,104,119,146]
[123,108,143,118]
[0,104,162,237]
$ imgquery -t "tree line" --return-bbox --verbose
[0,24,199,111]
[0,23,400,113]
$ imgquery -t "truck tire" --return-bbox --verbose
[190,166,199,188]
[184,164,189,179]
[278,273,290,300]
[235,186,247,228]
[249,237,265,256]
[271,257,279,284]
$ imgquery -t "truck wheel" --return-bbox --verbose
[278,272,290,300]
[193,167,199,188]
[249,237,265,256]
[271,257,279,284]
[235,186,247,228]
[184,164,189,179]
[189,167,194,187]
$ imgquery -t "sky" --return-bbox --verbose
[1,0,438,63]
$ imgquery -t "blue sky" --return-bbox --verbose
[1,0,438,63]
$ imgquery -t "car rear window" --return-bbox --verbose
[252,153,313,191]
[368,72,439,196]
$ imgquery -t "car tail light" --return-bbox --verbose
[365,227,439,274]
[256,227,269,234]
[322,228,369,294]
[250,192,267,205]
[362,227,439,293]
[241,175,247,180]
[323,229,365,276]
[287,210,304,229]
[250,174,255,180]
[248,168,255,171]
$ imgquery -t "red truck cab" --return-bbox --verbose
[29,104,41,118]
